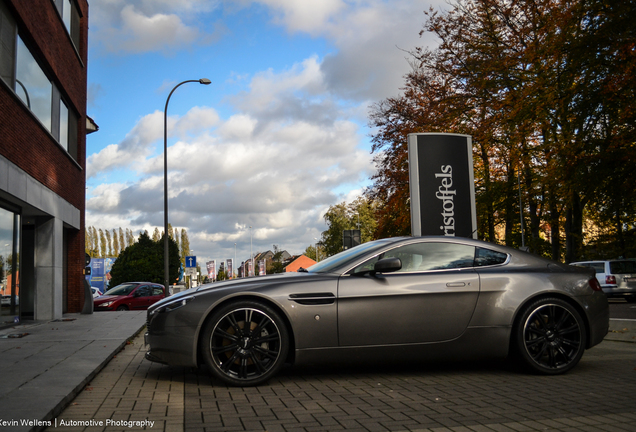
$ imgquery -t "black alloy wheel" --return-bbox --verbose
[202,300,289,386]
[515,297,586,374]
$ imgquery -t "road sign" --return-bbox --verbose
[185,256,197,268]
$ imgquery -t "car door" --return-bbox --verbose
[130,285,152,310]
[337,241,480,346]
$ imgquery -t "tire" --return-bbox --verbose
[116,305,128,311]
[201,300,289,386]
[514,297,586,375]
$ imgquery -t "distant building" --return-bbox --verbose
[0,0,90,326]
[284,255,317,273]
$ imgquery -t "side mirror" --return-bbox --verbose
[374,257,402,274]
[132,291,141,297]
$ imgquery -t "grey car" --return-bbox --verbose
[145,236,609,386]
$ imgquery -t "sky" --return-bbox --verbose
[86,0,442,268]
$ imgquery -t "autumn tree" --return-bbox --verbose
[368,0,636,261]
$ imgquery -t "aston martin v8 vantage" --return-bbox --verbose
[145,236,609,386]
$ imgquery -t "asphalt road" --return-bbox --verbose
[609,299,636,319]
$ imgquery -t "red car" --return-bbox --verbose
[94,282,166,311]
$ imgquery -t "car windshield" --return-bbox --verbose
[104,283,137,296]
[308,238,398,274]
[610,261,636,274]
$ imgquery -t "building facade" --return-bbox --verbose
[0,0,89,326]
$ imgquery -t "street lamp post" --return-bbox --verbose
[248,225,254,276]
[164,78,211,293]
[314,237,319,262]
[234,243,237,279]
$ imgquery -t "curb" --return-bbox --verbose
[605,319,636,343]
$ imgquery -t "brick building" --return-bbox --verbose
[0,0,90,326]
[283,255,317,273]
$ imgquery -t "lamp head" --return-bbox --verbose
[199,78,211,85]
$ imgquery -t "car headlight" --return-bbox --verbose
[149,296,194,315]
[100,301,115,307]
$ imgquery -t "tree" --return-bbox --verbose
[109,231,180,287]
[112,229,119,256]
[105,230,112,257]
[125,228,135,246]
[98,229,106,258]
[180,229,190,267]
[320,197,378,257]
[119,227,125,251]
[368,0,636,261]
[304,245,318,261]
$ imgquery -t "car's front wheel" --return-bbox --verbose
[514,297,586,374]
[201,300,289,386]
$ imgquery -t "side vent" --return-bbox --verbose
[289,293,336,305]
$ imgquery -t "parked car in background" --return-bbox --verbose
[1,295,18,306]
[94,282,166,311]
[91,287,103,298]
[570,260,636,302]
[145,236,609,387]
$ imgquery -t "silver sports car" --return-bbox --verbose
[145,236,609,386]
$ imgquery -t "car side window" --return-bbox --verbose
[475,247,508,266]
[136,286,152,297]
[352,242,475,273]
[152,286,164,296]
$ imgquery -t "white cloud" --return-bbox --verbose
[90,1,224,54]
[251,0,441,102]
[86,110,164,177]
[86,0,447,263]
[87,58,372,262]
[256,0,345,35]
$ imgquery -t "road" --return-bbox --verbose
[48,319,636,432]
[609,299,636,319]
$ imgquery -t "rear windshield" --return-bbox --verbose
[609,261,636,274]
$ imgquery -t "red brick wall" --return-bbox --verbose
[0,0,89,313]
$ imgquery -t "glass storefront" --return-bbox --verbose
[0,205,20,326]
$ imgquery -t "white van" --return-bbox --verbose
[570,260,636,302]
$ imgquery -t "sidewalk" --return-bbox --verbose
[0,312,146,432]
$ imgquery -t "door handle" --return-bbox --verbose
[446,282,466,287]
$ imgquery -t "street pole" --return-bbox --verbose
[164,78,211,293]
[249,226,253,277]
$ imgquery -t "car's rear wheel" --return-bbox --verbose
[201,300,289,386]
[515,297,586,374]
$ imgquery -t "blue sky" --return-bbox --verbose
[85,0,440,267]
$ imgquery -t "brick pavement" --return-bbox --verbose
[47,333,636,432]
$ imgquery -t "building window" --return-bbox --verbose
[53,0,80,50]
[59,99,69,151]
[0,205,20,327]
[0,2,16,85]
[16,37,53,131]
[1,4,78,162]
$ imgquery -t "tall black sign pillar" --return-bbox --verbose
[408,133,477,239]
